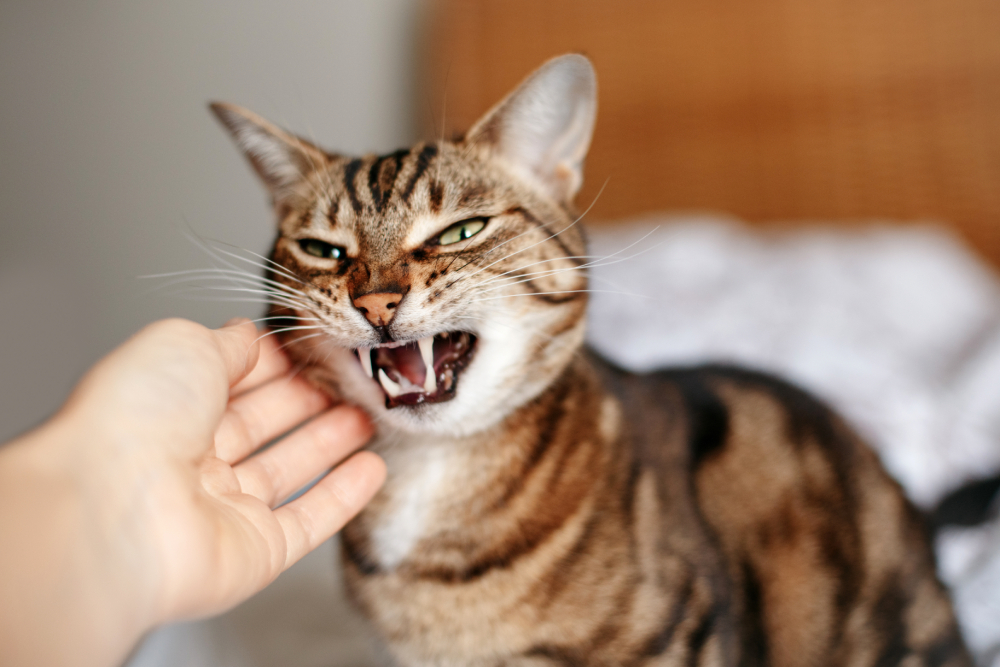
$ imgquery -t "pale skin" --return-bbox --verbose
[0,318,386,667]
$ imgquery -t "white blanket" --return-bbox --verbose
[128,215,1000,667]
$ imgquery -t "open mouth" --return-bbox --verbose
[355,332,476,408]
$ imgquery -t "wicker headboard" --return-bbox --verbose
[424,0,1000,267]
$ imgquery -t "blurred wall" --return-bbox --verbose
[0,0,421,441]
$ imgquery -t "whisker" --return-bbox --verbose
[248,314,322,325]
[469,226,663,293]
[473,235,665,295]
[468,254,603,289]
[178,223,279,288]
[471,288,647,302]
[173,283,313,306]
[451,315,557,343]
[275,331,327,354]
[200,240,308,285]
[166,287,314,312]
[448,177,610,287]
[251,324,326,346]
[140,268,310,299]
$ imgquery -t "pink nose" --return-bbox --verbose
[352,292,402,327]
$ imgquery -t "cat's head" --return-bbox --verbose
[212,55,597,436]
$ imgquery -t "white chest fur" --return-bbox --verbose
[367,437,458,570]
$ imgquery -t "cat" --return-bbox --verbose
[211,55,970,667]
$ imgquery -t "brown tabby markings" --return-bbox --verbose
[211,55,970,667]
[345,360,967,666]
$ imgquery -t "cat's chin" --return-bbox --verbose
[353,331,477,409]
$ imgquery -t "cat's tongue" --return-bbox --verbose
[361,332,475,407]
[375,342,427,389]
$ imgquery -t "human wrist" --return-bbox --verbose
[0,416,157,667]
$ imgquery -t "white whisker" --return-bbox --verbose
[140,268,310,300]
[451,177,609,286]
[249,314,322,325]
[473,234,665,295]
[177,284,313,307]
[251,324,326,346]
[275,331,327,354]
[200,241,308,285]
[166,287,313,312]
[471,288,647,302]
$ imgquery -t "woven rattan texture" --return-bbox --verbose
[425,0,1000,266]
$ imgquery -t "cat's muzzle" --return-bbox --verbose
[354,331,476,408]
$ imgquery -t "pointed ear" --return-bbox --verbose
[209,102,327,200]
[465,54,597,204]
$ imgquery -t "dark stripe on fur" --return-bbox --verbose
[640,574,694,657]
[524,644,579,666]
[459,184,488,208]
[494,379,572,507]
[342,158,364,214]
[326,197,339,226]
[412,477,590,583]
[531,509,602,608]
[505,206,581,266]
[368,149,408,212]
[871,575,910,667]
[738,561,768,667]
[413,380,592,584]
[666,371,730,467]
[702,365,840,452]
[342,532,381,576]
[686,608,717,667]
[429,181,445,212]
[924,630,971,667]
[400,144,437,203]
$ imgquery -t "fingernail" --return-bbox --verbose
[222,317,251,329]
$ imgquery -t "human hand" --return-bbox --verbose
[0,318,385,667]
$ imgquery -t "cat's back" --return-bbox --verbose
[597,356,971,667]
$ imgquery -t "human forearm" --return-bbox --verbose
[0,418,151,667]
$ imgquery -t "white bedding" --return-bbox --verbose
[128,214,1000,667]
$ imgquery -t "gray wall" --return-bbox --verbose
[0,0,421,441]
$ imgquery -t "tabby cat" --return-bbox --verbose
[212,55,970,667]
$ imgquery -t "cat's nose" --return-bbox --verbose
[353,292,403,327]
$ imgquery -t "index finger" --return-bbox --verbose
[230,332,292,396]
[210,319,263,388]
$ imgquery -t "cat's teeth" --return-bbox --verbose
[378,368,403,398]
[418,336,437,393]
[359,348,373,378]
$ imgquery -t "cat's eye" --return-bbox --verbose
[299,239,344,260]
[437,218,488,246]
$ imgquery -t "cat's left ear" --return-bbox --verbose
[210,102,327,202]
[465,54,597,204]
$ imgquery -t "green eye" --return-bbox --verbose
[438,218,487,246]
[299,239,344,259]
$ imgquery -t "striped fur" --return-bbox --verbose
[212,55,970,666]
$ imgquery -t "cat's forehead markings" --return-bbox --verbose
[310,198,333,228]
[404,214,451,249]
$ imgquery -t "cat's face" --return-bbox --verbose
[213,55,597,436]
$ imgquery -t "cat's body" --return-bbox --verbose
[212,55,970,666]
[342,356,966,667]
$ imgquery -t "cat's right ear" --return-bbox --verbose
[464,54,597,205]
[210,102,327,201]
